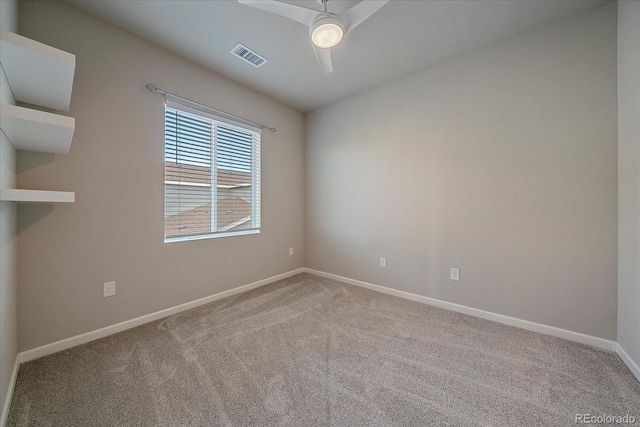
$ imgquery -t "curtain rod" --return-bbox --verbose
[146,84,276,133]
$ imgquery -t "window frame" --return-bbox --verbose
[163,100,261,244]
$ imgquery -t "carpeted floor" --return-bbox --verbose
[7,273,640,426]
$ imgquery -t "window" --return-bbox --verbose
[164,101,261,242]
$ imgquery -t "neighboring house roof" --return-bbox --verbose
[165,162,251,188]
[165,196,251,238]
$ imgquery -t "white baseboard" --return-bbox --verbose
[616,343,640,382]
[1,355,19,427]
[304,268,617,352]
[19,268,306,364]
[11,266,629,377]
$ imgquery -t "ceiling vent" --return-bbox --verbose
[230,43,268,68]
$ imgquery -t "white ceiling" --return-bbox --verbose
[64,0,608,112]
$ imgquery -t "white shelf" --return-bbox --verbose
[0,30,75,112]
[0,189,75,203]
[0,103,74,154]
[0,32,76,204]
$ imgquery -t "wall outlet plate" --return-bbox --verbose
[380,257,387,268]
[450,268,460,281]
[103,281,116,297]
[289,247,294,256]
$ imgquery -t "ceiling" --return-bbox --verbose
[64,0,608,113]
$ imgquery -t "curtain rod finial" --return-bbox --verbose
[146,84,157,92]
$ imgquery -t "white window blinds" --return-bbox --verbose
[164,101,261,242]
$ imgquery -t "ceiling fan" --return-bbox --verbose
[237,0,389,74]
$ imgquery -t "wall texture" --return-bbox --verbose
[617,0,640,374]
[0,0,19,418]
[17,0,305,351]
[305,4,618,339]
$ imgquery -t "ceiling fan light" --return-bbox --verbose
[311,17,344,48]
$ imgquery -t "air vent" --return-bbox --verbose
[230,43,268,68]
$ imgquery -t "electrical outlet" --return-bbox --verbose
[103,281,116,297]
[450,268,460,281]
[380,257,387,268]
[289,247,294,256]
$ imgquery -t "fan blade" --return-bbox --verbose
[312,44,333,74]
[341,0,389,34]
[237,0,320,27]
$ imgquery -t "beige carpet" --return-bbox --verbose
[7,273,640,426]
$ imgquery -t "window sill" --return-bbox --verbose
[164,228,260,244]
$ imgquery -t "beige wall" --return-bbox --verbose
[17,0,305,351]
[0,0,19,417]
[617,0,640,371]
[305,4,618,339]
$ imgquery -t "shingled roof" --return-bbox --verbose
[164,197,251,238]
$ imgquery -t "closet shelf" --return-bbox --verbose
[0,103,75,154]
[0,189,75,203]
[0,30,75,112]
